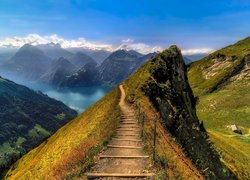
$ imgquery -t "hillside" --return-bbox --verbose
[0,76,77,176]
[188,37,250,179]
[6,46,234,179]
[5,87,120,179]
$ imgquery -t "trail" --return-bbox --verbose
[86,85,154,179]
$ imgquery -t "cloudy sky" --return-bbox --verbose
[0,0,250,54]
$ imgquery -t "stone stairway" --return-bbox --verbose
[86,85,154,179]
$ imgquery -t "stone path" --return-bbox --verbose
[86,85,154,179]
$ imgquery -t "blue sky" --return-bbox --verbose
[0,0,250,51]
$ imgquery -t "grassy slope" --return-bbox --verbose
[6,87,120,179]
[0,76,77,176]
[123,61,202,179]
[188,37,250,96]
[188,37,250,179]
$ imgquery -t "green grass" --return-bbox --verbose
[195,80,250,178]
[188,37,250,96]
[188,37,250,179]
[5,87,120,179]
[28,124,51,139]
[55,113,66,120]
[0,77,6,82]
[16,137,26,147]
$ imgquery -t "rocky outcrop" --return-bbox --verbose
[142,46,235,179]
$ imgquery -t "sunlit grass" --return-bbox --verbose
[6,87,120,179]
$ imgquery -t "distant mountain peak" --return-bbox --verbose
[47,42,61,48]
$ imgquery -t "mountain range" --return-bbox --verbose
[0,43,193,88]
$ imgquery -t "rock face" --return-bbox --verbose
[0,76,77,174]
[142,46,234,179]
[40,57,77,85]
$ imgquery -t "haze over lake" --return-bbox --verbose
[43,86,112,113]
[3,76,112,114]
[31,84,112,114]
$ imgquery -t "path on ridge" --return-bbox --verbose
[86,85,154,179]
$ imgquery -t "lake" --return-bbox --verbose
[42,86,112,113]
[0,74,112,114]
[30,84,112,114]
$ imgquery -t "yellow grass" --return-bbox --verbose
[6,87,120,179]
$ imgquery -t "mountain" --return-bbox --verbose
[0,48,17,65]
[60,50,154,87]
[126,50,143,57]
[185,53,209,61]
[37,43,73,60]
[0,44,51,80]
[40,57,77,85]
[5,46,233,179]
[130,52,157,72]
[183,56,192,64]
[0,76,77,176]
[59,61,100,87]
[188,37,250,178]
[89,50,111,65]
[67,48,111,65]
[99,50,154,86]
[69,52,96,68]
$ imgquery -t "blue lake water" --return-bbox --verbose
[42,86,112,113]
[15,81,112,114]
[0,74,112,114]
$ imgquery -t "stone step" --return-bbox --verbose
[107,145,142,149]
[120,122,137,125]
[112,138,142,142]
[99,155,149,159]
[117,129,140,132]
[86,173,154,179]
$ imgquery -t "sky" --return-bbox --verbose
[0,0,250,54]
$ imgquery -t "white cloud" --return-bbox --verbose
[0,34,215,55]
[116,38,163,54]
[0,34,114,51]
[181,48,215,55]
